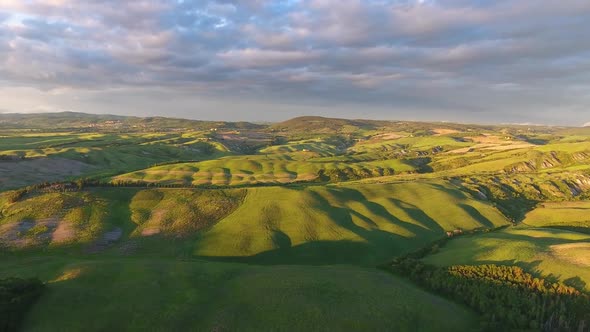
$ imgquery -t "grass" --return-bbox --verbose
[113,154,416,186]
[0,132,230,189]
[0,255,478,332]
[193,180,508,264]
[127,188,246,236]
[0,188,246,251]
[423,227,590,291]
[1,180,508,265]
[522,201,590,229]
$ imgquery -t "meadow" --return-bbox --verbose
[0,256,478,331]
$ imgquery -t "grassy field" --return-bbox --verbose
[522,201,590,229]
[423,227,590,291]
[0,256,478,332]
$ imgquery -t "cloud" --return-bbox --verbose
[0,0,588,124]
[218,48,317,68]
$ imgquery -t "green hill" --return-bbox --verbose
[423,227,590,291]
[194,181,508,264]
[1,180,508,265]
[112,154,415,186]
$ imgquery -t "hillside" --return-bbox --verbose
[270,116,386,133]
[0,180,508,265]
[423,227,590,291]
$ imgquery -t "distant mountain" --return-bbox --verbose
[270,115,505,136]
[270,116,390,133]
[0,112,575,134]
[0,112,264,131]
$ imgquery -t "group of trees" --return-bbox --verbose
[4,181,81,203]
[317,167,395,182]
[389,257,590,331]
[0,278,45,332]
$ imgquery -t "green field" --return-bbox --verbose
[0,256,478,331]
[523,201,590,229]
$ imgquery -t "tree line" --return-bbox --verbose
[317,167,395,182]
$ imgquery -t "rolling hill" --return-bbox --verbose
[1,113,590,331]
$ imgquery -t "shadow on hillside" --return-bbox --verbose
[196,240,381,266]
[92,188,136,235]
[564,276,587,291]
[193,184,511,266]
[493,229,590,245]
[458,203,494,228]
[542,226,590,235]
[428,182,470,200]
[388,198,445,233]
[308,187,444,243]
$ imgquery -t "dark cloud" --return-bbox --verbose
[0,0,588,125]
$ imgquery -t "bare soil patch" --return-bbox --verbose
[432,129,459,136]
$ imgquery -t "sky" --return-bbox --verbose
[0,0,589,125]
